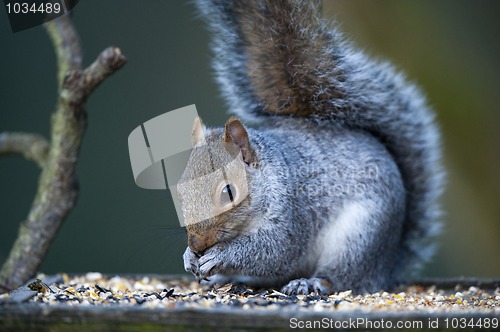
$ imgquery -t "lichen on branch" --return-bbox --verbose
[0,132,49,168]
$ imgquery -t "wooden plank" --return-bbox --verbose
[0,275,498,331]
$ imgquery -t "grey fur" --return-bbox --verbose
[181,0,445,294]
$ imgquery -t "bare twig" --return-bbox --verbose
[0,132,49,168]
[0,14,126,290]
[45,14,82,88]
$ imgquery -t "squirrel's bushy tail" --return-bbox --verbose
[196,0,444,274]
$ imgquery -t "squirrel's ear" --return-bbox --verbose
[224,116,256,166]
[191,116,206,147]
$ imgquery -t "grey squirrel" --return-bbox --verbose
[180,0,444,294]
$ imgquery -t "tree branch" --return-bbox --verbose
[0,132,49,168]
[45,13,82,88]
[0,14,126,291]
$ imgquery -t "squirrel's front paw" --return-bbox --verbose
[183,247,200,277]
[197,246,225,279]
[281,277,332,295]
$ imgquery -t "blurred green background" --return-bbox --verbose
[1,1,499,279]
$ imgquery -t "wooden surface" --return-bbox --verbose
[0,275,499,331]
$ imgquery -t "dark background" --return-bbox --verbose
[1,1,499,278]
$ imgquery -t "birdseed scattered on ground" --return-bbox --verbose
[0,273,498,314]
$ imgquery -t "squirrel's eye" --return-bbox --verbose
[220,183,236,206]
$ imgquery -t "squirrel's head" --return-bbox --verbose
[177,116,258,253]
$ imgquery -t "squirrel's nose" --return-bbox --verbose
[188,234,211,253]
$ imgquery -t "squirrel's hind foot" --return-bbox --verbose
[281,277,332,295]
